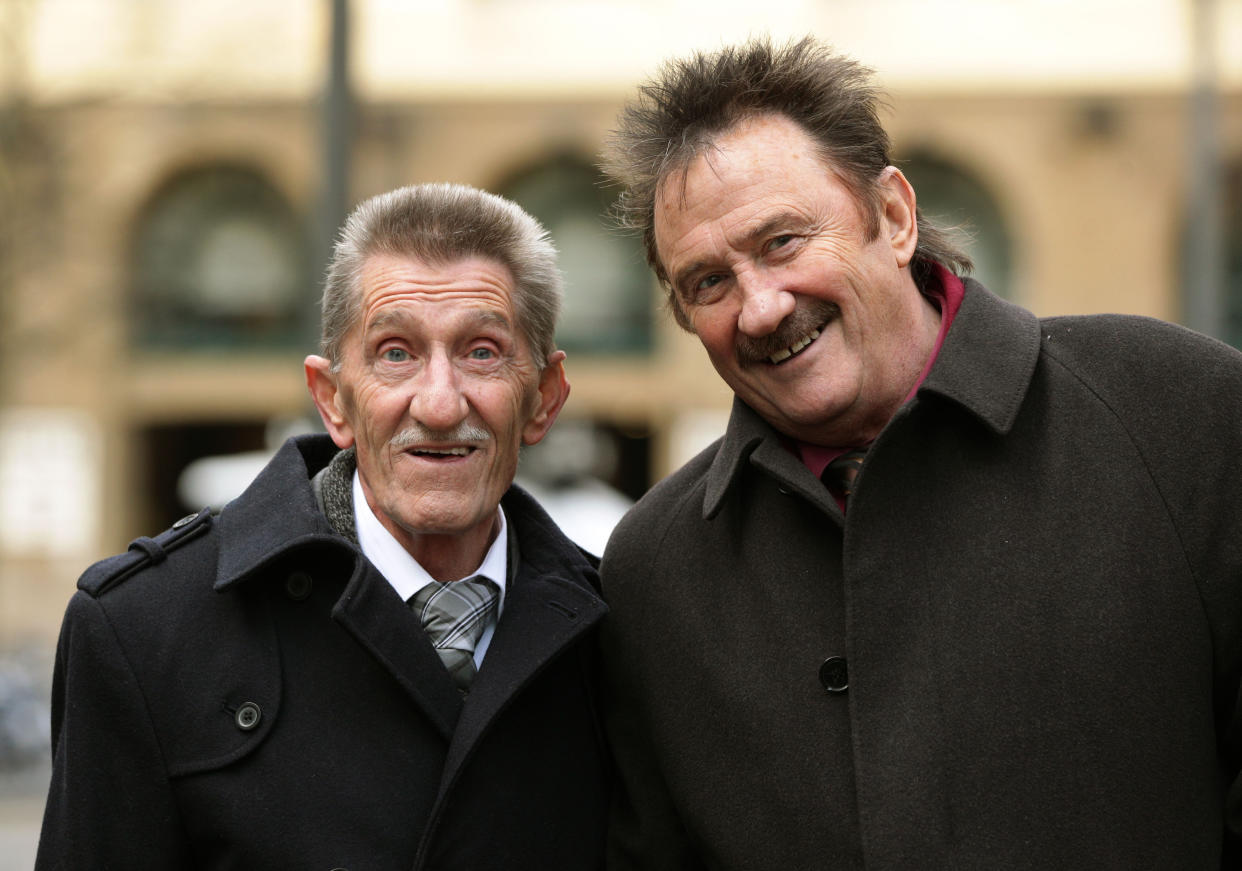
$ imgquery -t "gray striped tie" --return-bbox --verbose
[409,576,499,690]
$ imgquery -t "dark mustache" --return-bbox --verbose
[735,300,839,364]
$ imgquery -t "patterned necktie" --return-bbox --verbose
[823,448,867,501]
[409,576,499,690]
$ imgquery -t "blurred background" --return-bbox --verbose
[0,0,1239,862]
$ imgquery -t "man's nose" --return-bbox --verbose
[408,353,469,430]
[736,270,796,337]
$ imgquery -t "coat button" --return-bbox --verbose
[235,702,262,731]
[172,513,198,529]
[285,571,313,601]
[819,656,849,693]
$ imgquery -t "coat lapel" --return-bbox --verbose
[218,443,604,770]
[435,485,607,795]
[438,566,606,791]
[216,436,466,741]
[330,557,463,741]
[919,279,1040,435]
[703,397,842,522]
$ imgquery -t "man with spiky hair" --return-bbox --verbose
[38,183,610,869]
[599,37,1242,869]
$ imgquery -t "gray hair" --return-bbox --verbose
[601,36,972,329]
[320,182,562,368]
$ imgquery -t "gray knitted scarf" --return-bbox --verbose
[311,446,358,545]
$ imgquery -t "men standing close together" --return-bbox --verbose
[35,33,1242,871]
[598,36,1242,870]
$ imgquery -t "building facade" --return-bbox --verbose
[1,0,1240,650]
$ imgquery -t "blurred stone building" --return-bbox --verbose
[0,0,1240,653]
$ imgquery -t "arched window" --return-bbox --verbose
[132,166,309,348]
[499,157,652,353]
[901,153,1015,300]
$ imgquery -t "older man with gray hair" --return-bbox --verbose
[38,183,609,869]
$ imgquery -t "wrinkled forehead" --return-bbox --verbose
[652,119,873,269]
[353,252,518,322]
[654,120,800,228]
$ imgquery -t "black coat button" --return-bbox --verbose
[235,702,262,731]
[820,656,849,693]
[285,571,313,601]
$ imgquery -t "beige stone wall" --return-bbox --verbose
[1,84,1239,642]
[888,91,1231,321]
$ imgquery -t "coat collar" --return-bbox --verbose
[702,280,1041,519]
[918,277,1041,436]
[215,434,344,590]
[212,432,607,745]
[214,433,603,596]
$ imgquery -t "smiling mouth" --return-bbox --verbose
[409,446,475,459]
[767,325,824,365]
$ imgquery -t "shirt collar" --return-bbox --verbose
[352,470,509,608]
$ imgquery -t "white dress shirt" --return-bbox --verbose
[352,471,508,667]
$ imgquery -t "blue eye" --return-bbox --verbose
[768,234,794,251]
[468,347,495,360]
[381,348,409,362]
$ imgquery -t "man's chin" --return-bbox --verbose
[389,509,478,538]
[749,395,853,440]
[381,496,497,537]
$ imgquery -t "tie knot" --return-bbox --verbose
[823,448,867,498]
[410,575,497,612]
[410,575,499,690]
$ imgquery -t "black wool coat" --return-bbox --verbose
[601,282,1242,870]
[37,434,609,870]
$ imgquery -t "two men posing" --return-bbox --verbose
[39,37,1242,870]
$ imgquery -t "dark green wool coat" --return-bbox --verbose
[38,434,609,870]
[601,282,1242,870]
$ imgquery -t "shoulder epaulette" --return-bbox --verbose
[78,508,215,597]
[575,546,603,594]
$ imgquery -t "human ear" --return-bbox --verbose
[304,354,356,450]
[522,350,570,446]
[879,166,918,269]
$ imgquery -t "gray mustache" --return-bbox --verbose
[390,423,491,449]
